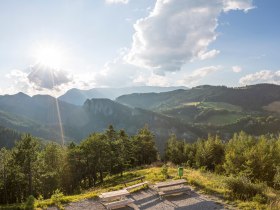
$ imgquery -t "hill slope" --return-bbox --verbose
[1,84,280,148]
[0,94,200,149]
[0,126,22,148]
[116,84,280,111]
[59,86,187,105]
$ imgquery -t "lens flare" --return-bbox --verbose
[32,43,66,69]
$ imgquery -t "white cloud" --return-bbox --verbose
[125,0,253,75]
[232,65,242,73]
[198,49,220,60]
[239,70,280,85]
[6,70,37,93]
[27,64,72,90]
[105,0,129,4]
[223,0,255,12]
[94,56,143,87]
[178,66,221,85]
[133,73,170,87]
[5,66,96,97]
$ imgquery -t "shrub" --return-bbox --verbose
[252,194,267,204]
[161,164,169,179]
[51,189,64,210]
[269,195,280,210]
[225,176,265,201]
[25,195,35,210]
[273,167,280,190]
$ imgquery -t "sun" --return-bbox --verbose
[33,43,66,69]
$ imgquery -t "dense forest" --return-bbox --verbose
[165,132,280,197]
[1,125,280,206]
[0,126,21,148]
[0,125,157,204]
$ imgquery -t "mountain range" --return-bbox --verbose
[59,86,187,105]
[0,84,280,151]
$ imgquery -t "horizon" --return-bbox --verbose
[0,82,278,98]
[0,0,280,97]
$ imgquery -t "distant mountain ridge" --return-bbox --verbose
[1,84,280,150]
[116,84,280,111]
[59,86,187,105]
[0,91,198,149]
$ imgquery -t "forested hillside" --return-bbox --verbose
[116,84,280,111]
[117,84,280,140]
[0,84,280,151]
[0,94,200,150]
[59,86,187,105]
[0,125,158,204]
[1,127,280,209]
[0,126,21,148]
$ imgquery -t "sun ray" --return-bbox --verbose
[32,42,66,69]
[50,69,65,145]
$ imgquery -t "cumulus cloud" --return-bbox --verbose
[6,70,32,93]
[198,49,220,60]
[125,0,254,75]
[27,64,72,90]
[5,64,96,96]
[179,66,221,85]
[223,0,255,12]
[133,73,170,87]
[105,0,129,4]
[239,70,280,85]
[232,65,242,73]
[94,56,144,87]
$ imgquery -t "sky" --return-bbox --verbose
[0,0,280,96]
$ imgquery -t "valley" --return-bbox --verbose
[0,84,280,149]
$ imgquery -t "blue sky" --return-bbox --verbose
[0,0,279,96]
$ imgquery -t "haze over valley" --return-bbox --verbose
[1,0,280,209]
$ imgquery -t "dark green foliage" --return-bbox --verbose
[225,176,265,201]
[0,126,158,205]
[117,84,280,111]
[273,166,280,190]
[2,84,280,154]
[165,134,186,165]
[161,164,169,179]
[0,126,21,148]
[165,134,225,171]
[132,125,158,165]
[223,132,279,185]
[194,135,224,171]
[24,195,35,210]
[164,131,280,200]
[50,189,64,210]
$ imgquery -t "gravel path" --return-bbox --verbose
[48,188,227,210]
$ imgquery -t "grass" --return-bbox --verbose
[204,113,244,125]
[1,166,279,210]
[199,102,243,112]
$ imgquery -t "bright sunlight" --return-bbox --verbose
[32,43,66,68]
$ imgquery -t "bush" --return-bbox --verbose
[252,194,267,204]
[51,189,64,210]
[273,167,280,190]
[25,195,35,210]
[269,196,280,210]
[161,164,169,179]
[225,176,266,201]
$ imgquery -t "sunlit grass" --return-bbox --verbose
[1,166,279,210]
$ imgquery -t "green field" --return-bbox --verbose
[203,113,244,125]
[198,102,243,112]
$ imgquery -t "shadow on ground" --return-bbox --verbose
[53,188,225,210]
